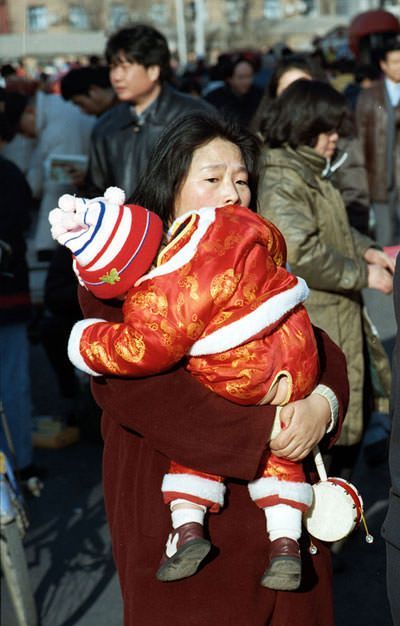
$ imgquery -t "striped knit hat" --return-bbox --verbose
[59,188,163,299]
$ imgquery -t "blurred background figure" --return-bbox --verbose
[60,65,118,193]
[0,88,43,479]
[1,77,38,177]
[356,37,400,247]
[343,63,380,111]
[17,86,95,261]
[60,66,117,117]
[39,244,83,424]
[204,53,263,127]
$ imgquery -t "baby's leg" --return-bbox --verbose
[248,455,313,591]
[156,462,225,582]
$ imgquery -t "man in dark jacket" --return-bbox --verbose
[382,251,400,625]
[86,24,211,198]
[356,38,400,246]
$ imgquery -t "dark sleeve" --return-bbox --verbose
[79,287,348,480]
[84,130,110,197]
[0,159,32,240]
[44,245,82,318]
[313,324,348,449]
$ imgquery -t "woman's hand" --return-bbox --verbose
[364,247,396,274]
[367,264,394,294]
[269,394,331,462]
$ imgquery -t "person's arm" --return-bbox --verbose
[79,287,348,480]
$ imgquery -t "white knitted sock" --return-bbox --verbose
[264,503,302,542]
[170,499,207,529]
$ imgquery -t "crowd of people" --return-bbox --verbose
[0,19,399,626]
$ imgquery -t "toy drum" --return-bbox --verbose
[304,477,364,542]
[304,446,373,544]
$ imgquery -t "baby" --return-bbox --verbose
[49,187,330,591]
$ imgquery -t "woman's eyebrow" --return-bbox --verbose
[200,163,247,172]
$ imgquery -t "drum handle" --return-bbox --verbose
[312,446,328,481]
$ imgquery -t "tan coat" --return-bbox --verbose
[258,144,390,445]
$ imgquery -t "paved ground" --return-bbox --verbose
[1,282,397,626]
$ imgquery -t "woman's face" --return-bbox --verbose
[227,61,254,96]
[314,130,339,160]
[276,68,311,96]
[173,138,251,220]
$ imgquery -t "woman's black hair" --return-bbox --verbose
[0,88,28,142]
[105,23,171,82]
[260,79,352,149]
[250,54,324,134]
[130,111,261,228]
[266,55,325,99]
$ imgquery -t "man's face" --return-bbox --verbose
[109,52,160,105]
[71,85,112,116]
[380,50,400,84]
[71,93,101,116]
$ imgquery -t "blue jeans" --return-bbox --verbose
[0,324,33,469]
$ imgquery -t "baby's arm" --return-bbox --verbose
[68,274,212,377]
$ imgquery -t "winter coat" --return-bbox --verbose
[26,91,95,254]
[79,284,348,626]
[356,80,400,203]
[382,254,400,552]
[205,83,263,128]
[0,156,33,325]
[258,144,390,445]
[86,84,211,198]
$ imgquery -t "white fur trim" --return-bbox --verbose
[135,206,216,287]
[67,319,106,376]
[161,473,226,506]
[188,277,309,356]
[248,477,313,506]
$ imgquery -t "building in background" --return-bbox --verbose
[1,0,399,68]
